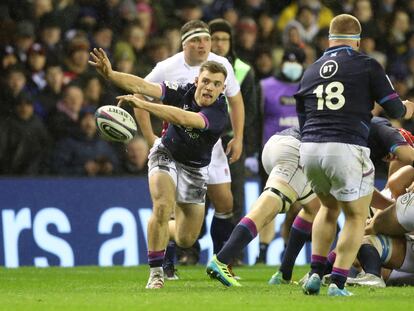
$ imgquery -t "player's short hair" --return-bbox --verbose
[181,20,210,44]
[199,60,227,79]
[329,14,361,40]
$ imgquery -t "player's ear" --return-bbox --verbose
[194,76,198,86]
[356,40,360,48]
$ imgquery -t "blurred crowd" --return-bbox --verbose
[1,0,414,177]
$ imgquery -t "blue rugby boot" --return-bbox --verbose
[327,283,354,296]
[206,255,241,287]
[302,273,321,295]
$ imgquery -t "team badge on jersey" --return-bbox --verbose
[164,80,179,90]
[319,60,338,79]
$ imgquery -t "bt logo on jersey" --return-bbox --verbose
[319,60,339,79]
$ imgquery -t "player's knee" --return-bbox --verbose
[363,234,393,264]
[152,201,174,222]
[175,234,198,248]
[262,181,297,213]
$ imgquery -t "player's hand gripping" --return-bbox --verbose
[89,48,113,80]
[403,100,414,120]
[116,94,145,109]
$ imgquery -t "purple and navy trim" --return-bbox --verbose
[311,254,327,264]
[238,217,258,238]
[198,112,209,130]
[378,93,399,105]
[292,216,312,234]
[332,267,349,278]
[159,83,166,100]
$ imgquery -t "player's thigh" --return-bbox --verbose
[339,193,372,220]
[394,192,414,233]
[147,140,177,217]
[384,236,406,270]
[374,202,408,236]
[208,139,231,185]
[174,203,205,247]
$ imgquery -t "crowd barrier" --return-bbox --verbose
[0,177,386,267]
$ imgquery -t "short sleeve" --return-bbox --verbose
[199,102,227,134]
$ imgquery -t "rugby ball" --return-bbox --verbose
[95,105,137,143]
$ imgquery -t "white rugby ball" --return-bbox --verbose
[95,105,137,143]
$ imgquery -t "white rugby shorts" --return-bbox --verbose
[148,139,208,204]
[397,235,414,273]
[396,192,414,232]
[207,138,232,185]
[262,135,315,204]
[300,142,374,201]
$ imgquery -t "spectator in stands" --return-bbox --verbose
[352,0,381,41]
[14,20,36,63]
[385,9,411,60]
[47,84,84,141]
[35,62,64,120]
[91,24,113,55]
[253,46,275,81]
[38,13,64,62]
[0,92,51,175]
[51,109,119,176]
[235,17,258,65]
[360,31,387,68]
[55,0,80,33]
[285,5,320,44]
[163,23,182,55]
[257,10,278,49]
[0,45,18,73]
[120,136,149,175]
[26,43,47,94]
[145,37,171,69]
[175,1,204,24]
[114,22,150,77]
[63,35,94,85]
[82,75,107,109]
[282,23,305,49]
[277,0,334,32]
[0,66,28,119]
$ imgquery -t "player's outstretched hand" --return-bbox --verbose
[89,48,113,79]
[116,94,145,109]
[403,100,414,119]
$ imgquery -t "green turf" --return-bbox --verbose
[0,265,412,311]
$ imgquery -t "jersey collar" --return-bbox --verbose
[323,45,353,55]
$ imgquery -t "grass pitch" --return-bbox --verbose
[0,265,412,311]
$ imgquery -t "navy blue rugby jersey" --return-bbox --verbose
[296,45,405,146]
[368,116,408,165]
[276,126,301,141]
[160,81,228,167]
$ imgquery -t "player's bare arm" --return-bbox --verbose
[403,100,414,119]
[132,95,158,147]
[117,94,206,129]
[226,92,244,163]
[89,48,162,98]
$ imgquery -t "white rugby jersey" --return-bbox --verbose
[145,51,240,97]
